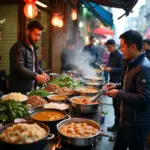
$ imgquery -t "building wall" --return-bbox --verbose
[0,5,18,75]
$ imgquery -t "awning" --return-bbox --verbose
[144,26,150,39]
[93,28,114,36]
[87,0,139,18]
[81,0,113,27]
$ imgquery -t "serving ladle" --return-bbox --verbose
[88,89,107,102]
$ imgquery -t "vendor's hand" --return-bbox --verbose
[42,72,50,81]
[100,64,105,71]
[36,74,48,84]
[106,89,119,98]
[103,83,116,91]
[104,67,112,72]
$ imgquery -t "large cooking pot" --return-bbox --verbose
[69,96,101,114]
[57,118,101,146]
[83,81,104,89]
[30,108,71,134]
[62,70,81,78]
[49,73,60,80]
[0,121,54,150]
[83,76,104,82]
[75,86,99,96]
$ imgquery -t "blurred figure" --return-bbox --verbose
[101,39,124,131]
[83,36,99,68]
[143,39,150,60]
[105,30,150,150]
[102,48,110,83]
[61,39,79,72]
[97,41,105,63]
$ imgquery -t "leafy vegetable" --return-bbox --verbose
[0,100,28,123]
[50,75,80,89]
[28,89,50,97]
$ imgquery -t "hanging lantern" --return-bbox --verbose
[71,8,77,20]
[24,0,38,18]
[51,13,59,26]
[58,16,64,28]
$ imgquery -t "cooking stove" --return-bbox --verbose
[52,138,100,150]
[69,107,101,124]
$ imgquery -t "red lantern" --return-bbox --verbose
[24,0,38,18]
[71,8,77,20]
[58,16,64,28]
[51,13,59,26]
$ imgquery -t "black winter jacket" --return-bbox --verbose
[146,49,150,60]
[116,53,150,127]
[107,50,124,83]
[9,40,43,94]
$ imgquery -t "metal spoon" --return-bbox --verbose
[88,90,107,102]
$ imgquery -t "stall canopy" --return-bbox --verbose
[81,0,113,26]
[87,0,139,19]
[93,28,114,36]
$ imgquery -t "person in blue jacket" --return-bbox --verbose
[83,36,99,68]
[105,30,150,150]
[101,39,124,131]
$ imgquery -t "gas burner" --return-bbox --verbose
[53,140,99,150]
[76,112,97,118]
[69,108,101,124]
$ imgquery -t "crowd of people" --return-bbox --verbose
[8,20,150,150]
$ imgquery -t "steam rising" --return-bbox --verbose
[72,48,98,77]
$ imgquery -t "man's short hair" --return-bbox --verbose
[143,39,150,45]
[105,39,116,46]
[119,30,143,51]
[27,20,44,31]
[66,39,75,46]
[89,36,95,40]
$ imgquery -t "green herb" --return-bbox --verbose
[28,89,50,97]
[50,75,80,89]
[0,100,28,123]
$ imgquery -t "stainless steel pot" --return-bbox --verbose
[49,73,60,80]
[62,70,81,78]
[75,86,99,96]
[83,81,104,89]
[57,118,114,146]
[83,76,104,82]
[69,96,101,114]
[0,121,54,150]
[57,118,101,146]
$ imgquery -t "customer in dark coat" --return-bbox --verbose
[61,39,77,72]
[83,36,99,68]
[105,30,150,150]
[9,20,50,94]
[101,39,124,131]
[143,39,150,60]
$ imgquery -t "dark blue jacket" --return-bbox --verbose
[116,53,150,127]
[83,44,99,68]
[61,48,77,71]
[107,50,124,83]
[146,49,150,60]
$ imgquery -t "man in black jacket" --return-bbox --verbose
[61,39,77,72]
[105,30,150,150]
[101,39,124,131]
[9,20,50,94]
[143,39,150,60]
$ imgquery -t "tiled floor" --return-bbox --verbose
[99,96,150,150]
[99,96,116,150]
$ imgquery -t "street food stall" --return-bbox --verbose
[0,71,115,150]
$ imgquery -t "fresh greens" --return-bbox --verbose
[50,75,80,89]
[28,89,50,97]
[0,100,28,123]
